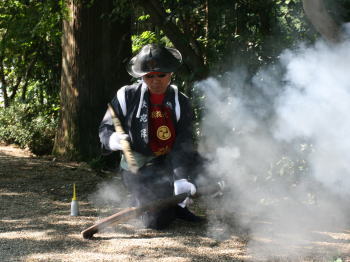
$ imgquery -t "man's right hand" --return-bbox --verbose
[174,179,196,208]
[108,132,129,151]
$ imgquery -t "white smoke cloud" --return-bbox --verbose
[195,39,350,259]
[275,41,350,195]
[89,177,127,211]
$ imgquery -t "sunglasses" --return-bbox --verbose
[144,73,167,79]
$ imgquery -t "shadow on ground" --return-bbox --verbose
[1,145,350,262]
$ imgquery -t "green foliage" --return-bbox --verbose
[138,14,150,22]
[0,102,58,155]
[132,0,316,78]
[132,31,158,53]
[0,0,62,107]
[1,0,343,159]
[131,30,171,54]
[111,0,131,20]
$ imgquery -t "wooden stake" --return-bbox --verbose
[107,103,139,174]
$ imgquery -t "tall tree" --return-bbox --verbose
[53,0,131,160]
[302,0,342,43]
[0,1,62,107]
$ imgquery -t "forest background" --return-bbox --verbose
[0,0,349,167]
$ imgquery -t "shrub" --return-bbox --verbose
[0,102,58,155]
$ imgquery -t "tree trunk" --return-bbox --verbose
[257,0,274,61]
[21,56,37,102]
[302,0,341,43]
[53,0,131,160]
[0,59,9,108]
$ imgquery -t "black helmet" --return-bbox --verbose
[127,44,182,78]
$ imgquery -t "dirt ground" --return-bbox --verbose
[1,144,350,262]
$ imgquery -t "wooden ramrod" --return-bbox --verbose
[81,183,222,239]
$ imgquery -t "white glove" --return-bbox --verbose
[108,132,129,151]
[174,179,196,208]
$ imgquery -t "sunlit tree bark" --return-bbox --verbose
[53,0,131,160]
[302,0,341,43]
